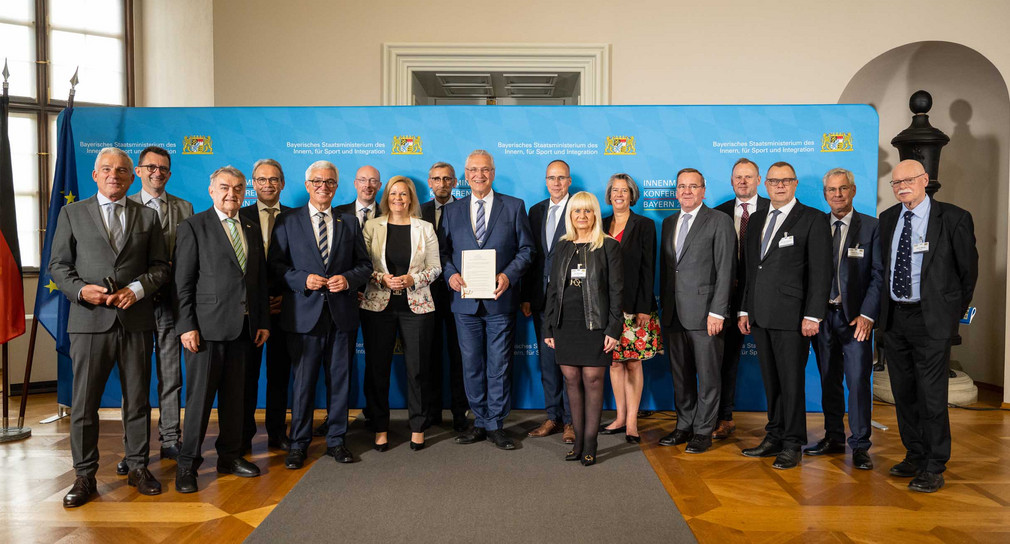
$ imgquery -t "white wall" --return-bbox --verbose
[135,0,214,107]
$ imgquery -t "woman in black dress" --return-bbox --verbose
[543,191,624,466]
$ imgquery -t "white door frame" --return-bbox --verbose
[381,43,611,106]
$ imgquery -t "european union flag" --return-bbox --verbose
[35,106,78,405]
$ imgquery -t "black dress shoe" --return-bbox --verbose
[908,471,945,493]
[803,437,846,456]
[565,449,581,461]
[581,449,597,466]
[599,424,626,435]
[409,440,425,451]
[63,476,97,508]
[175,468,198,493]
[454,426,487,444]
[127,467,162,495]
[772,449,801,469]
[314,418,328,437]
[685,436,712,454]
[285,448,307,470]
[488,429,516,450]
[116,459,129,476]
[852,449,873,470]
[267,435,291,451]
[374,442,389,452]
[327,445,354,463]
[658,429,693,446]
[742,438,784,458]
[889,458,922,478]
[625,434,641,444]
[452,414,469,433]
[160,443,181,460]
[217,457,261,478]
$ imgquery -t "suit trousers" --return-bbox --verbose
[288,315,354,450]
[151,297,183,445]
[718,315,745,421]
[814,307,873,450]
[242,318,291,446]
[361,307,434,432]
[532,311,572,424]
[427,299,468,421]
[177,325,250,471]
[69,324,153,477]
[455,307,516,431]
[665,327,723,436]
[884,303,952,473]
[751,325,809,451]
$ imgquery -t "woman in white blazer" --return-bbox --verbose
[360,175,441,451]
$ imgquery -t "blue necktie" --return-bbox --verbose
[546,204,559,251]
[892,211,914,299]
[675,213,691,261]
[475,199,486,245]
[760,209,781,259]
[830,220,843,300]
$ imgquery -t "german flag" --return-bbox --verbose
[0,74,26,344]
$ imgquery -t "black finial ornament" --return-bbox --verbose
[890,90,949,196]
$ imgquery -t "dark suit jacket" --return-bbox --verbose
[715,195,770,311]
[49,196,170,333]
[438,192,534,315]
[659,204,736,330]
[878,198,977,340]
[239,202,292,295]
[602,211,657,315]
[335,200,383,222]
[269,205,373,333]
[741,200,832,330]
[827,210,883,324]
[174,208,270,341]
[521,196,570,312]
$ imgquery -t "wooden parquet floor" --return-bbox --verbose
[0,392,1008,543]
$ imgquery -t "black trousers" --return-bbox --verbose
[427,299,468,422]
[361,307,434,433]
[242,318,291,447]
[178,325,250,471]
[884,303,952,473]
[751,325,809,451]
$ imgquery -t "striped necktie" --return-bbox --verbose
[475,199,486,245]
[316,212,329,266]
[225,217,246,273]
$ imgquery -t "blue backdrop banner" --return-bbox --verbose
[59,104,878,412]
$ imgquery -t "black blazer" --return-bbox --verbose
[603,211,657,315]
[522,196,570,312]
[335,200,383,221]
[542,238,624,339]
[174,208,270,342]
[878,198,977,340]
[239,202,291,295]
[714,195,770,312]
[828,210,883,324]
[741,200,832,330]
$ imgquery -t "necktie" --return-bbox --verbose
[317,212,329,267]
[225,218,247,273]
[738,203,750,258]
[105,203,124,252]
[263,207,279,252]
[359,207,369,227]
[475,199,486,245]
[830,220,844,300]
[435,205,443,231]
[760,209,781,259]
[892,210,914,299]
[546,204,559,251]
[147,197,166,228]
[676,213,692,261]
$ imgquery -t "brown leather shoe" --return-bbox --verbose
[712,420,736,440]
[562,424,576,444]
[528,419,562,437]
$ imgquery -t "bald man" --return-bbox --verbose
[879,159,977,493]
[336,165,383,226]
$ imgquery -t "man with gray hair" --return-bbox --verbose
[173,165,271,493]
[50,147,170,506]
[805,168,882,471]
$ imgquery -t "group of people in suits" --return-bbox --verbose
[51,143,975,507]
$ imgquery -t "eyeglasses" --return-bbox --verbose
[677,184,704,191]
[138,164,170,174]
[890,172,925,187]
[545,176,570,183]
[824,185,853,194]
[429,176,456,183]
[766,178,797,186]
[254,177,281,185]
[308,179,337,188]
[465,167,494,175]
[355,177,381,186]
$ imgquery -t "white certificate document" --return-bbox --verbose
[461,249,497,299]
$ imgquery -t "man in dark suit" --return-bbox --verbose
[50,147,170,507]
[805,168,882,471]
[238,158,292,452]
[270,160,372,467]
[658,168,735,454]
[420,161,469,432]
[122,145,192,470]
[520,159,574,441]
[738,161,832,470]
[335,165,383,227]
[880,159,977,493]
[712,157,769,440]
[173,166,271,493]
[439,149,534,450]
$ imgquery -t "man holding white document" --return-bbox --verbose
[438,150,534,450]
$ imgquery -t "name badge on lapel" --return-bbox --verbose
[913,242,929,254]
[778,234,794,248]
[571,268,587,279]
[848,246,865,258]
